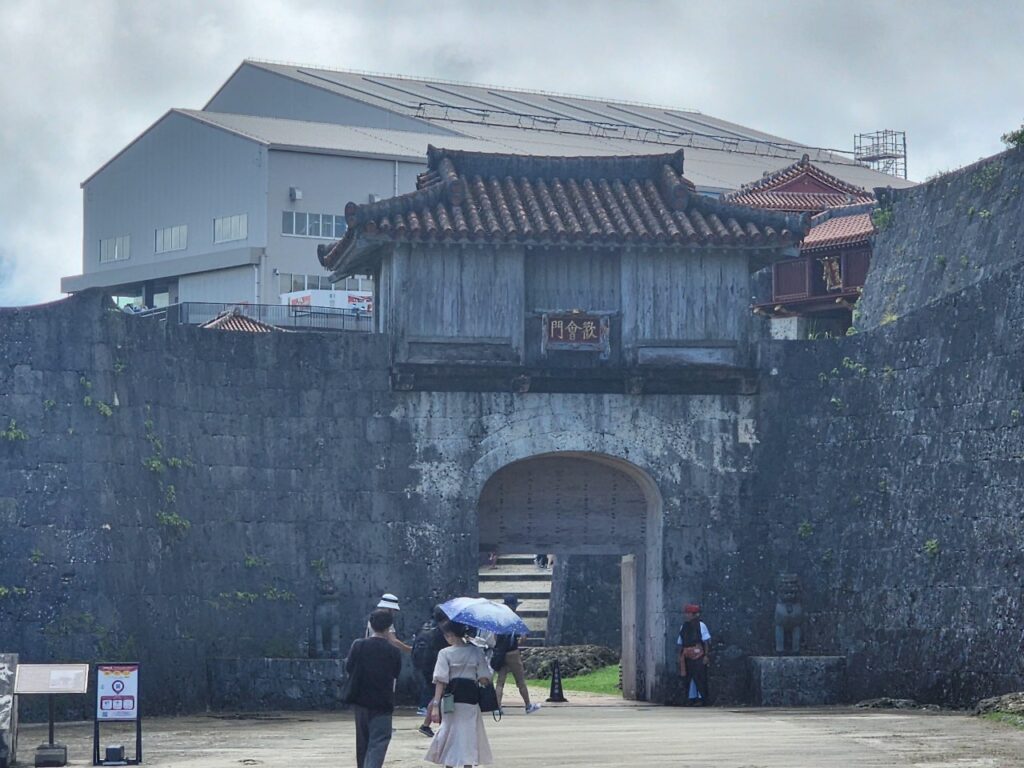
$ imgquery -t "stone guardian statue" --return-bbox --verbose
[774,573,803,655]
[312,575,342,658]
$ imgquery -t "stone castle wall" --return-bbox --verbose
[859,147,1024,329]
[755,259,1024,703]
[0,293,759,713]
[2,152,1023,712]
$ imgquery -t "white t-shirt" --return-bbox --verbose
[676,621,711,645]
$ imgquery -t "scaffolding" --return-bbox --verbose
[854,130,907,179]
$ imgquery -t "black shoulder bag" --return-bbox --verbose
[341,640,361,705]
[478,681,500,719]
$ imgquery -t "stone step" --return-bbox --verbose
[514,609,548,619]
[479,583,551,598]
[479,572,553,583]
[480,561,553,574]
[496,554,536,564]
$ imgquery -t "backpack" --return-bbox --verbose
[411,622,434,672]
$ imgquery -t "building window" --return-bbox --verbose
[99,235,130,263]
[155,224,188,253]
[214,213,248,244]
[277,272,372,295]
[282,212,347,239]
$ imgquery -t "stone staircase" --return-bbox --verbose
[478,553,551,646]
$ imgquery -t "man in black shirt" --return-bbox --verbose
[346,609,403,768]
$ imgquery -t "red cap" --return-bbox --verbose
[683,603,701,614]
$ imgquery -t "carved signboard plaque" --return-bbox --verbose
[541,311,611,359]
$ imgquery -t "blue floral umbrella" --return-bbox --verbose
[439,597,530,635]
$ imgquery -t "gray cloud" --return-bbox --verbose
[1,0,1022,305]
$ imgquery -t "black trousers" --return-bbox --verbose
[682,659,709,703]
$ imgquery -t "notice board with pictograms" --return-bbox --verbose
[93,663,142,765]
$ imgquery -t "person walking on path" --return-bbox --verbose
[492,595,541,714]
[425,621,494,767]
[346,609,403,768]
[366,592,412,653]
[414,606,451,736]
[677,603,711,705]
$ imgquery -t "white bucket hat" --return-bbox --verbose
[376,593,400,610]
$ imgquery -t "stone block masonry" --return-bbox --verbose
[860,146,1024,329]
[0,292,759,712]
[754,257,1024,705]
[4,146,1024,712]
[749,656,846,706]
[207,658,346,711]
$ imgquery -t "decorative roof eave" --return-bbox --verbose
[722,153,873,200]
[800,203,877,253]
[326,233,802,281]
[319,147,808,277]
[800,233,874,254]
[199,308,288,333]
[808,201,876,227]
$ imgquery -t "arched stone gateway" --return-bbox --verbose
[476,452,664,701]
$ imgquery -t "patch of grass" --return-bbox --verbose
[871,207,894,231]
[528,664,622,696]
[1,419,28,441]
[156,510,191,536]
[971,161,1003,191]
[244,554,268,568]
[263,587,296,602]
[983,711,1024,730]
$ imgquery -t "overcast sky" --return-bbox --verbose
[1,0,1022,306]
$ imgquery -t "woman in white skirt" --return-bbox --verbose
[426,621,494,767]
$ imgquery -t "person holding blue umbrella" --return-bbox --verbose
[425,620,494,767]
[437,596,531,636]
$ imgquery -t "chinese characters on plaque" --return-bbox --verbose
[541,312,611,359]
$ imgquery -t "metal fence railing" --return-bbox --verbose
[131,302,374,333]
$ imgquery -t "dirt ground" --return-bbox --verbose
[11,692,1024,767]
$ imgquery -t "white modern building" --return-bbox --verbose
[61,60,914,308]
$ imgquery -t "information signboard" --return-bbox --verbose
[13,664,89,695]
[95,665,139,721]
[93,663,142,765]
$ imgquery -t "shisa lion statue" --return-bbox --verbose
[313,575,342,658]
[774,573,803,655]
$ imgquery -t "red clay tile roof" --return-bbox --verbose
[722,154,875,213]
[320,146,807,274]
[199,309,283,333]
[801,204,876,252]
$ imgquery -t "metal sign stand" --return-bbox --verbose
[92,663,141,766]
[36,694,68,767]
[12,663,90,768]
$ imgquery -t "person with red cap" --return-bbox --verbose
[677,603,711,705]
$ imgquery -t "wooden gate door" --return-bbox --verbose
[620,554,638,699]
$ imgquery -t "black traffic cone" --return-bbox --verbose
[546,659,568,702]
